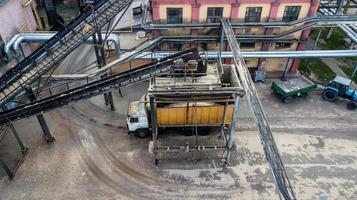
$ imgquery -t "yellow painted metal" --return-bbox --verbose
[156,105,234,126]
[22,0,44,30]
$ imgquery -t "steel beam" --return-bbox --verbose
[25,87,55,143]
[149,96,159,165]
[225,95,240,164]
[221,18,296,200]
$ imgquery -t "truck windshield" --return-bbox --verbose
[130,117,139,123]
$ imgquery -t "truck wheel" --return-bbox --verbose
[322,89,338,102]
[282,96,293,103]
[347,101,357,110]
[300,92,308,97]
[136,130,149,138]
[154,158,159,166]
[198,128,210,136]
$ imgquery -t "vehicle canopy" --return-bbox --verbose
[333,75,352,87]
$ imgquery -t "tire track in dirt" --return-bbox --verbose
[55,107,238,199]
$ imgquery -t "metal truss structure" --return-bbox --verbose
[221,18,296,200]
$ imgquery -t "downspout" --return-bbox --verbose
[4,34,22,59]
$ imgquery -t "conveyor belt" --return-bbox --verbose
[221,18,296,200]
[0,0,133,106]
[0,49,199,126]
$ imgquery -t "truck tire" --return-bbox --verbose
[198,128,210,136]
[322,89,338,102]
[136,130,150,138]
[282,96,293,103]
[347,101,357,110]
[300,92,308,97]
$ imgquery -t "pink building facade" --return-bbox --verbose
[150,0,320,73]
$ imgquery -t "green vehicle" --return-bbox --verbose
[271,77,317,103]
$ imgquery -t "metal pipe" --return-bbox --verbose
[22,0,32,7]
[47,49,357,80]
[339,24,357,42]
[139,15,357,30]
[4,34,21,58]
[5,32,121,59]
[136,50,357,59]
[320,9,357,43]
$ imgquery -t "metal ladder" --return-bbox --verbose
[0,0,133,106]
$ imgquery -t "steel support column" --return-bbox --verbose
[93,29,115,110]
[281,58,293,80]
[0,159,14,179]
[226,95,240,164]
[9,124,27,153]
[219,97,229,139]
[149,96,159,165]
[0,124,28,179]
[352,64,357,79]
[327,0,345,39]
[25,87,55,143]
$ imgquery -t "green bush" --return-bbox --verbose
[338,64,357,84]
[299,58,336,84]
[310,28,347,50]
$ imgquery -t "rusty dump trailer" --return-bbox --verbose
[127,54,244,164]
[156,102,235,127]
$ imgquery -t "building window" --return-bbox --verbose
[282,6,301,22]
[245,7,262,22]
[129,117,139,123]
[167,8,183,24]
[133,7,142,18]
[207,7,223,23]
[170,43,182,51]
[240,42,255,49]
[275,42,292,49]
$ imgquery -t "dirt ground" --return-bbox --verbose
[0,78,356,199]
[0,43,356,199]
